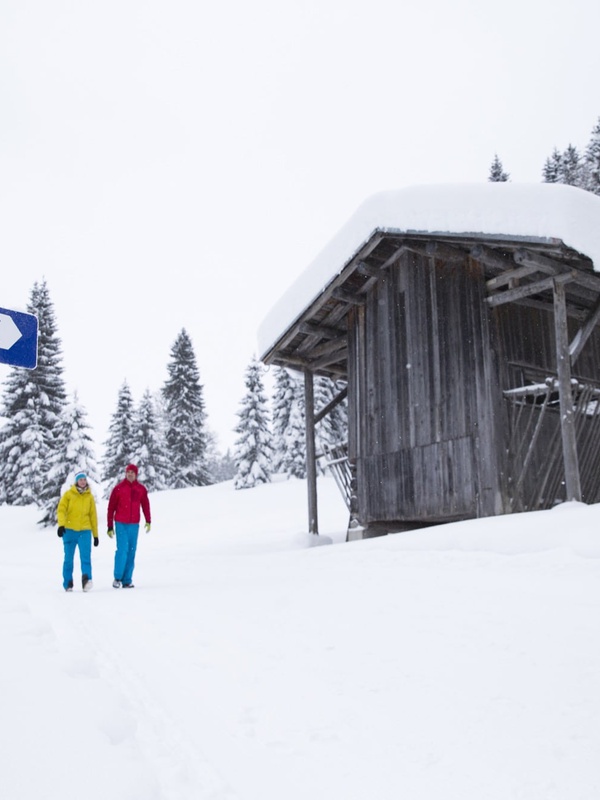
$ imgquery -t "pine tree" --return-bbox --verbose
[130,389,170,491]
[162,328,211,488]
[542,148,563,183]
[0,280,67,505]
[233,358,273,489]
[101,381,136,497]
[38,392,99,525]
[488,154,510,182]
[559,144,582,186]
[271,367,296,473]
[271,367,308,478]
[583,117,600,195]
[205,441,236,483]
[315,376,348,448]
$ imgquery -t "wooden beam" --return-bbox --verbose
[309,335,347,359]
[331,287,365,306]
[570,295,600,364]
[356,261,380,279]
[311,347,348,371]
[471,244,513,272]
[554,280,582,502]
[379,246,408,270]
[486,263,547,290]
[569,270,600,292]
[513,248,561,275]
[299,321,345,339]
[487,271,575,307]
[425,241,466,260]
[304,369,319,534]
[315,385,348,425]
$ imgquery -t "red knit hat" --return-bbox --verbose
[125,463,139,475]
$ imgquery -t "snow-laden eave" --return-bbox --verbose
[258,183,600,363]
[259,227,568,366]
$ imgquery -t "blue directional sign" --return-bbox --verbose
[0,306,38,369]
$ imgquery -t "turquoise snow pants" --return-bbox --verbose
[62,529,92,589]
[114,522,139,585]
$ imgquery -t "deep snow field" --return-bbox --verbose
[1,475,599,800]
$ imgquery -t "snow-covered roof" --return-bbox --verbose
[258,183,600,361]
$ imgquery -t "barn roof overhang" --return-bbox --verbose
[260,228,600,381]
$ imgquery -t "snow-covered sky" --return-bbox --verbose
[1,0,600,451]
[2,475,599,800]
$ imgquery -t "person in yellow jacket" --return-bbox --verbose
[56,471,99,592]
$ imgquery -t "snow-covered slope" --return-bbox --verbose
[1,477,599,800]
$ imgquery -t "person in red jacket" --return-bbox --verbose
[107,463,151,588]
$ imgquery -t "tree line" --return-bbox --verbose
[0,280,347,523]
[489,115,600,193]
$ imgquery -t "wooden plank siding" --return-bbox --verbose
[349,251,505,530]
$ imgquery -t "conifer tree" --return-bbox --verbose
[101,381,136,497]
[162,328,211,488]
[233,358,273,489]
[488,154,510,182]
[38,392,99,525]
[271,367,307,478]
[559,144,582,186]
[0,279,67,505]
[583,117,600,195]
[542,148,563,183]
[315,376,348,448]
[271,367,296,473]
[130,389,170,491]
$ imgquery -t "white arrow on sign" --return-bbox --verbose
[0,312,23,350]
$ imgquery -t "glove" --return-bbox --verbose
[107,527,114,538]
[145,522,151,533]
[93,537,99,547]
[57,526,65,538]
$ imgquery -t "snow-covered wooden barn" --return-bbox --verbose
[259,184,600,539]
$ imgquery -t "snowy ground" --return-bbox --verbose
[1,476,599,800]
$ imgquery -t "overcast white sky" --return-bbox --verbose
[1,0,599,452]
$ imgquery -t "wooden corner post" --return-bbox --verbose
[304,368,319,534]
[553,279,582,502]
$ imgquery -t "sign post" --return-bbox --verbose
[0,306,38,369]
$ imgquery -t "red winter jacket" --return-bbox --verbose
[107,479,151,527]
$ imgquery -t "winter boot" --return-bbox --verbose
[82,575,93,592]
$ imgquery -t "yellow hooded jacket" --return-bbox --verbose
[57,485,98,537]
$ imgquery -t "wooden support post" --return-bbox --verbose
[554,280,582,502]
[304,368,319,534]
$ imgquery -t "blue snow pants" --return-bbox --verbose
[62,529,92,589]
[114,522,139,585]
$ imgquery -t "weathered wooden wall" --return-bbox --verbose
[348,251,506,530]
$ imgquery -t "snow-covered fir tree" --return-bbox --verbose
[488,154,509,182]
[271,367,295,472]
[559,144,582,186]
[583,117,600,195]
[0,279,67,506]
[162,328,211,488]
[130,389,170,491]
[271,367,307,478]
[314,376,348,449]
[38,392,99,525]
[542,148,563,183]
[205,434,236,483]
[101,381,136,497]
[233,358,273,489]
